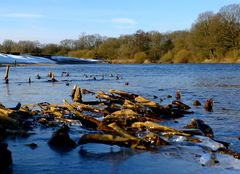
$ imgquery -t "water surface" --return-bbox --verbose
[1,64,240,174]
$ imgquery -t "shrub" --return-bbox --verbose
[134,52,147,64]
[173,49,192,63]
[160,51,174,63]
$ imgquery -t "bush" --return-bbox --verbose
[159,51,174,63]
[173,49,192,63]
[134,52,148,64]
[224,49,240,62]
[68,49,95,58]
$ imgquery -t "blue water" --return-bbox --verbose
[1,64,240,174]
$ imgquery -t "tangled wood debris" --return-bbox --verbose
[0,85,240,168]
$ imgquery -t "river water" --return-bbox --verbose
[1,64,240,174]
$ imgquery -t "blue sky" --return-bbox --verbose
[0,0,239,43]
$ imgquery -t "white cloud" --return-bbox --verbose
[114,25,135,29]
[2,13,44,18]
[112,18,136,25]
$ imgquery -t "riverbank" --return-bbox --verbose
[107,57,240,64]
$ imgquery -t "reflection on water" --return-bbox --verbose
[4,83,11,96]
[1,64,240,173]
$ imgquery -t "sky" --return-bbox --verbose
[0,0,239,43]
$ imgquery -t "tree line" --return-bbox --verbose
[0,4,240,63]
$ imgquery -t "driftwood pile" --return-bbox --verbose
[1,85,240,166]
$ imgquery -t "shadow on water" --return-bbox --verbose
[5,83,11,96]
[1,167,13,174]
[49,145,77,154]
[78,146,138,162]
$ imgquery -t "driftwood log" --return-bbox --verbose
[4,65,9,84]
[71,85,82,103]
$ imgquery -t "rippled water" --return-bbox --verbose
[1,64,240,174]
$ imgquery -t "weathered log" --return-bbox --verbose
[183,118,214,138]
[172,100,191,110]
[81,101,103,105]
[102,109,147,127]
[0,107,16,117]
[134,96,159,108]
[109,89,138,100]
[108,122,137,140]
[204,98,214,112]
[38,102,65,118]
[104,103,122,113]
[71,85,82,103]
[111,109,139,117]
[71,84,77,100]
[71,102,108,115]
[96,91,123,104]
[139,132,170,148]
[78,132,168,150]
[82,89,95,95]
[9,102,21,110]
[218,148,240,159]
[78,134,132,147]
[41,106,65,118]
[48,72,58,82]
[63,100,100,129]
[193,100,201,106]
[123,99,146,113]
[175,90,181,100]
[131,121,191,137]
[123,100,165,121]
[4,65,9,84]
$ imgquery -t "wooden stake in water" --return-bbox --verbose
[4,65,9,84]
[71,85,82,103]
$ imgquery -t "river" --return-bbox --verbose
[1,64,240,174]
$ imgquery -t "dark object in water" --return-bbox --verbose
[48,125,76,148]
[4,65,9,84]
[9,102,21,110]
[78,131,169,150]
[25,143,38,149]
[183,118,214,138]
[82,89,95,95]
[48,72,58,82]
[61,71,70,77]
[204,98,214,112]
[193,100,201,106]
[0,143,12,172]
[64,100,101,129]
[116,74,120,80]
[38,118,47,125]
[71,85,82,103]
[172,100,191,110]
[218,148,240,159]
[175,90,181,100]
[125,82,129,86]
[36,74,41,79]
